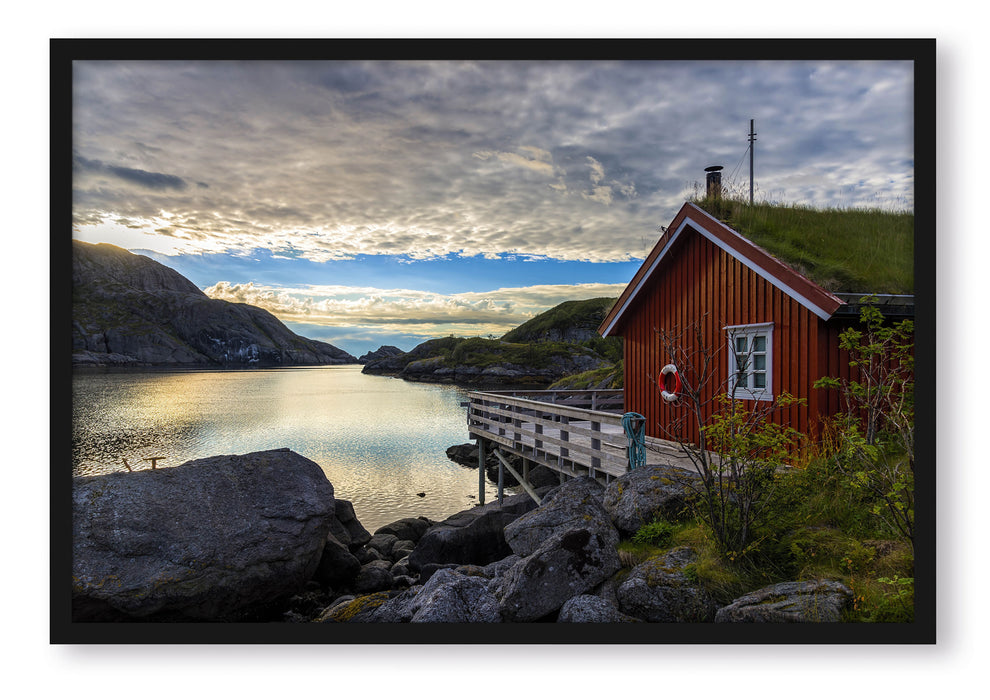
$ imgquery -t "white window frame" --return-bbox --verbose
[725,322,774,402]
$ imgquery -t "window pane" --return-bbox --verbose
[753,335,766,352]
[754,354,766,371]
[736,337,748,353]
[737,371,749,388]
[753,372,766,388]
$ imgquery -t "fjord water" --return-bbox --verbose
[72,365,501,531]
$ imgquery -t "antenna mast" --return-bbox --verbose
[748,119,757,204]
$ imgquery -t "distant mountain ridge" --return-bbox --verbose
[72,241,358,367]
[361,297,623,387]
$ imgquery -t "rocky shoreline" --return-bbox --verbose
[72,448,853,624]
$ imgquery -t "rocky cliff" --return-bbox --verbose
[72,241,358,367]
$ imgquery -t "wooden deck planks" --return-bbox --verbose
[466,390,699,483]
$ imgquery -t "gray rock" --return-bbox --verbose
[391,539,417,561]
[318,566,504,624]
[72,449,334,621]
[354,545,383,564]
[316,589,416,623]
[494,527,622,622]
[715,580,854,623]
[480,555,523,581]
[410,569,502,623]
[367,533,399,559]
[374,517,433,543]
[603,465,700,535]
[390,557,412,578]
[353,559,394,593]
[327,499,372,551]
[504,477,618,557]
[408,491,544,572]
[558,594,642,623]
[313,533,362,587]
[616,547,718,623]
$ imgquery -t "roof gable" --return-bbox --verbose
[599,202,845,337]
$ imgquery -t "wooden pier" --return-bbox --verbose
[464,389,692,504]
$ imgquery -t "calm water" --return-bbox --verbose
[72,365,502,531]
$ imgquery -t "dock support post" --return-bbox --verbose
[478,438,486,505]
[497,448,504,506]
[495,450,541,506]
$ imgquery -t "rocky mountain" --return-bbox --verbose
[72,241,358,367]
[361,298,623,387]
[500,297,617,344]
[357,345,405,365]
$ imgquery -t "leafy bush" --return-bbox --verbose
[631,519,676,548]
[814,298,915,544]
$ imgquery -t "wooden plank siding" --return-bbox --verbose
[614,228,828,445]
[600,203,911,452]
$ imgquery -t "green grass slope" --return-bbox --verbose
[694,197,914,294]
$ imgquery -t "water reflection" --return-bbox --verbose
[72,366,502,530]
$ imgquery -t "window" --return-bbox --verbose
[726,323,773,401]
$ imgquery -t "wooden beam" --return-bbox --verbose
[494,449,542,506]
[477,438,486,505]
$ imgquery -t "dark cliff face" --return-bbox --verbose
[72,241,358,367]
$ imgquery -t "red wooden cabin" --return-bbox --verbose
[598,201,913,445]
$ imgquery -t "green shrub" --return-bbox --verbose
[631,519,676,548]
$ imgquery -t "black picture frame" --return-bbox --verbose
[51,37,936,645]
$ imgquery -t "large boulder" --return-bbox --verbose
[503,477,618,557]
[616,547,719,623]
[602,465,700,535]
[407,491,546,572]
[715,580,854,623]
[493,527,623,622]
[72,449,335,621]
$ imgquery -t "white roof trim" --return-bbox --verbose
[601,214,834,337]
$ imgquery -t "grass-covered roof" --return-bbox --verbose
[693,197,914,295]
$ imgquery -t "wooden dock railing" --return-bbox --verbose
[465,389,632,487]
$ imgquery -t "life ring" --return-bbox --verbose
[659,363,681,403]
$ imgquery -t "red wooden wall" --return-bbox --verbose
[616,228,840,445]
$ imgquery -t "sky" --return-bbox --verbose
[70,58,915,357]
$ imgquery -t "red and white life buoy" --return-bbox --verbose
[659,363,682,403]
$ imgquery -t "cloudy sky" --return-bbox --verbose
[71,59,914,357]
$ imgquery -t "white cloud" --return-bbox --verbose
[203,280,628,340]
[70,60,915,266]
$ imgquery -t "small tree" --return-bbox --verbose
[813,297,915,544]
[654,319,803,558]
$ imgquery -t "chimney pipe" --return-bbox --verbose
[705,165,724,200]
